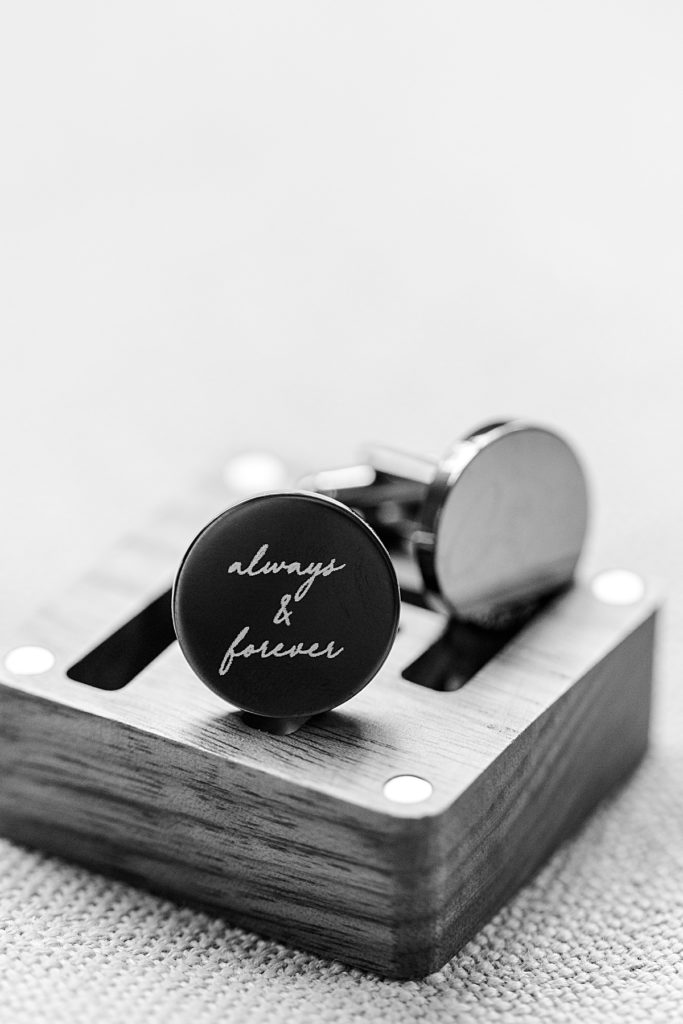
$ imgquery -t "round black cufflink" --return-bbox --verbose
[303,420,589,626]
[172,491,400,728]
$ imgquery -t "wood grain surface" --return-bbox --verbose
[0,465,657,977]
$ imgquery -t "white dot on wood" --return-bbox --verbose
[4,646,55,675]
[591,570,645,606]
[383,775,433,804]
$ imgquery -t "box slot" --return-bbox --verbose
[67,589,175,690]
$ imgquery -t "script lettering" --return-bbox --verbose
[219,626,344,676]
[220,543,347,678]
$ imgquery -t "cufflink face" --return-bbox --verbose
[418,422,589,624]
[172,492,400,719]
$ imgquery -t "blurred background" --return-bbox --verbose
[1,2,681,697]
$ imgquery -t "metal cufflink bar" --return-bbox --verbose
[0,430,659,978]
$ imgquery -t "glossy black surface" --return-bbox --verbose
[173,492,400,718]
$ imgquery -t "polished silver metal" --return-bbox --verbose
[415,421,589,623]
[298,463,425,510]
[305,420,589,626]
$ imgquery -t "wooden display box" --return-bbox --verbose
[0,464,658,978]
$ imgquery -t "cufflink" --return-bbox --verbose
[172,491,400,729]
[303,420,589,626]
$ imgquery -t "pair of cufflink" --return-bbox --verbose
[172,419,588,726]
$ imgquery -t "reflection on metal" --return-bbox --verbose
[305,420,590,627]
[420,422,589,625]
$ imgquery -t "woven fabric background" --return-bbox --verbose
[2,3,683,1020]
